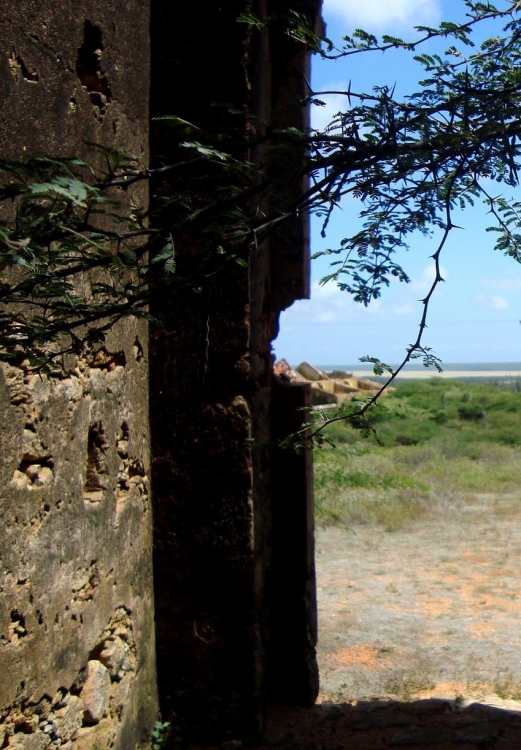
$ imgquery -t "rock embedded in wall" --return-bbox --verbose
[0,606,139,747]
[81,660,111,724]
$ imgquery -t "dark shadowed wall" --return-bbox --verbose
[150,1,321,743]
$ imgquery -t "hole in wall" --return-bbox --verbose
[88,606,136,682]
[9,610,27,639]
[84,422,109,501]
[115,420,147,521]
[72,562,100,603]
[133,337,144,362]
[89,347,126,372]
[10,456,54,490]
[116,423,136,501]
[116,421,130,488]
[76,20,112,118]
[14,719,34,734]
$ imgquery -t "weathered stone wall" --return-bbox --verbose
[150,0,321,743]
[0,1,322,745]
[0,3,157,747]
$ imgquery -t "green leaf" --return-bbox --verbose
[236,12,266,30]
[151,115,200,131]
[179,141,229,161]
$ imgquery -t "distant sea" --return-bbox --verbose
[317,362,521,382]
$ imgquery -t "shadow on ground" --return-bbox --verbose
[257,699,521,749]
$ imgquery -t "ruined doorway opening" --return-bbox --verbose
[312,367,521,711]
[265,367,521,748]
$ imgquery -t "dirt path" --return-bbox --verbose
[254,493,521,749]
[196,492,521,748]
[316,491,521,705]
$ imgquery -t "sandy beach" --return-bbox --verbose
[349,369,521,380]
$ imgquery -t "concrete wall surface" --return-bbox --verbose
[0,2,157,747]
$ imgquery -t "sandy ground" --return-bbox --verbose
[256,493,521,749]
[197,492,521,748]
[316,492,521,705]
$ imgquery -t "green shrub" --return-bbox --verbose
[458,405,484,421]
[315,378,521,528]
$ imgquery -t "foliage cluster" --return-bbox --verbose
[0,128,257,368]
[0,149,151,366]
[4,2,521,380]
[360,376,521,447]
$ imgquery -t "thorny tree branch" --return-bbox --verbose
[4,2,521,382]
[320,1,521,60]
[291,158,468,449]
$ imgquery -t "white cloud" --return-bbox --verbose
[392,303,414,316]
[411,263,448,294]
[474,293,509,310]
[310,84,351,132]
[323,0,441,32]
[281,261,450,332]
[283,280,378,325]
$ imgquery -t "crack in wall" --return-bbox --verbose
[8,50,39,83]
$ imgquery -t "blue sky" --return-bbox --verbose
[274,0,521,366]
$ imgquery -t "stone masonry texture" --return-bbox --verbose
[0,0,322,746]
[0,2,157,747]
